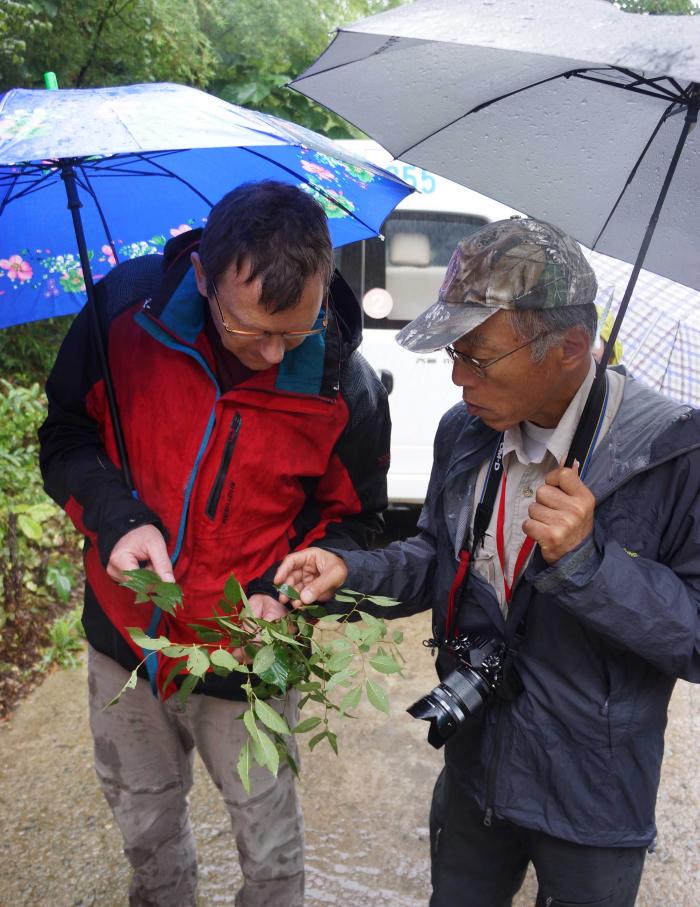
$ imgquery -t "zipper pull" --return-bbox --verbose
[483,807,493,827]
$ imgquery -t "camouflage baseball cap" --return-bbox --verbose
[395,218,598,353]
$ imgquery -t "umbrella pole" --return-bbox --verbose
[59,160,136,494]
[567,85,698,468]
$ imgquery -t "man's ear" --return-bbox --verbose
[190,252,208,298]
[559,325,592,371]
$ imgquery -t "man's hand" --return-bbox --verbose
[107,525,174,583]
[247,593,289,622]
[522,462,595,565]
[274,547,348,605]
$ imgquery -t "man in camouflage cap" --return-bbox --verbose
[276,217,700,906]
[396,217,598,353]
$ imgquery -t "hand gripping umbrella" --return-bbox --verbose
[0,80,413,489]
[290,0,700,459]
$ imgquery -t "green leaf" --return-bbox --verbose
[269,627,304,647]
[366,679,390,714]
[361,594,401,608]
[186,647,210,678]
[17,513,42,540]
[369,653,402,674]
[237,740,251,795]
[358,610,382,628]
[319,613,341,623]
[256,646,292,692]
[126,628,172,651]
[177,673,199,704]
[326,669,357,691]
[162,644,191,658]
[103,668,139,707]
[254,699,291,736]
[224,574,243,604]
[392,630,404,644]
[334,592,359,603]
[188,623,225,643]
[308,730,327,750]
[326,652,353,673]
[326,730,339,755]
[209,649,239,671]
[161,659,186,692]
[257,727,280,776]
[294,681,321,692]
[285,750,300,778]
[275,582,300,601]
[339,685,362,715]
[252,645,276,675]
[293,716,323,734]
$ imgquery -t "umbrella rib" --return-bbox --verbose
[0,166,57,206]
[240,146,381,236]
[572,71,683,104]
[591,101,676,251]
[127,152,215,206]
[76,164,121,266]
[393,66,614,160]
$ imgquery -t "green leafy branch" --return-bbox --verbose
[111,568,404,793]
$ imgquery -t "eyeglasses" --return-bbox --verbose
[445,332,550,379]
[211,282,328,342]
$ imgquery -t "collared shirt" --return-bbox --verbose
[471,359,625,615]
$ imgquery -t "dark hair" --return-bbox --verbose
[198,180,333,313]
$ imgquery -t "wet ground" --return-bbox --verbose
[0,609,698,907]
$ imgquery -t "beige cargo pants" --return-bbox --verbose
[88,645,304,907]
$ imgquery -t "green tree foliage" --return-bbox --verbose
[615,0,697,12]
[0,0,219,90]
[0,0,405,132]
[202,0,405,137]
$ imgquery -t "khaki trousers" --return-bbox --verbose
[88,645,304,907]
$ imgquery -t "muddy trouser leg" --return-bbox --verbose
[87,645,198,907]
[522,828,646,906]
[429,764,529,907]
[186,688,304,907]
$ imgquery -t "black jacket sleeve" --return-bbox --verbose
[39,263,164,566]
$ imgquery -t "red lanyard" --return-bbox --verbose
[496,470,535,604]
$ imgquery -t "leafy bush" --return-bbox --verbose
[117,569,405,793]
[0,378,81,621]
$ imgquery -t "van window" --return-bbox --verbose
[336,210,489,328]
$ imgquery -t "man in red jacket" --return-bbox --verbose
[39,181,390,907]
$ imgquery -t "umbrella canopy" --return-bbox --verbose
[291,0,700,292]
[0,81,413,328]
[590,252,700,408]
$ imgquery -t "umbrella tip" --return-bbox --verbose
[43,72,59,90]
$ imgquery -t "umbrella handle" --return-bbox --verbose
[59,161,137,495]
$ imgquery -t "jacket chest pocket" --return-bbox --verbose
[205,412,241,524]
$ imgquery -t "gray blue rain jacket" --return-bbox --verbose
[339,377,700,847]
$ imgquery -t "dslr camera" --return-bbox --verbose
[408,633,521,749]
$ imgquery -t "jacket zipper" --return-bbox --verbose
[205,412,241,520]
[483,698,505,827]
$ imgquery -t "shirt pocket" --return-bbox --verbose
[471,529,499,587]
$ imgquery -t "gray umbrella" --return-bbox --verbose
[292,0,699,285]
[292,0,700,458]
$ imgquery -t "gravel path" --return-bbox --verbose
[0,612,697,906]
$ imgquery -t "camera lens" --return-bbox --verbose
[407,665,492,749]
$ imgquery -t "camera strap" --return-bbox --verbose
[444,368,609,641]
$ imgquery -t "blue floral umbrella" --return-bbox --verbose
[0,81,412,329]
[0,80,412,489]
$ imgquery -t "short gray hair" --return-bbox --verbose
[506,304,597,363]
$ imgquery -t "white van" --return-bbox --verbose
[335,140,519,506]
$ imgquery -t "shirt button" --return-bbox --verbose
[522,486,534,497]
